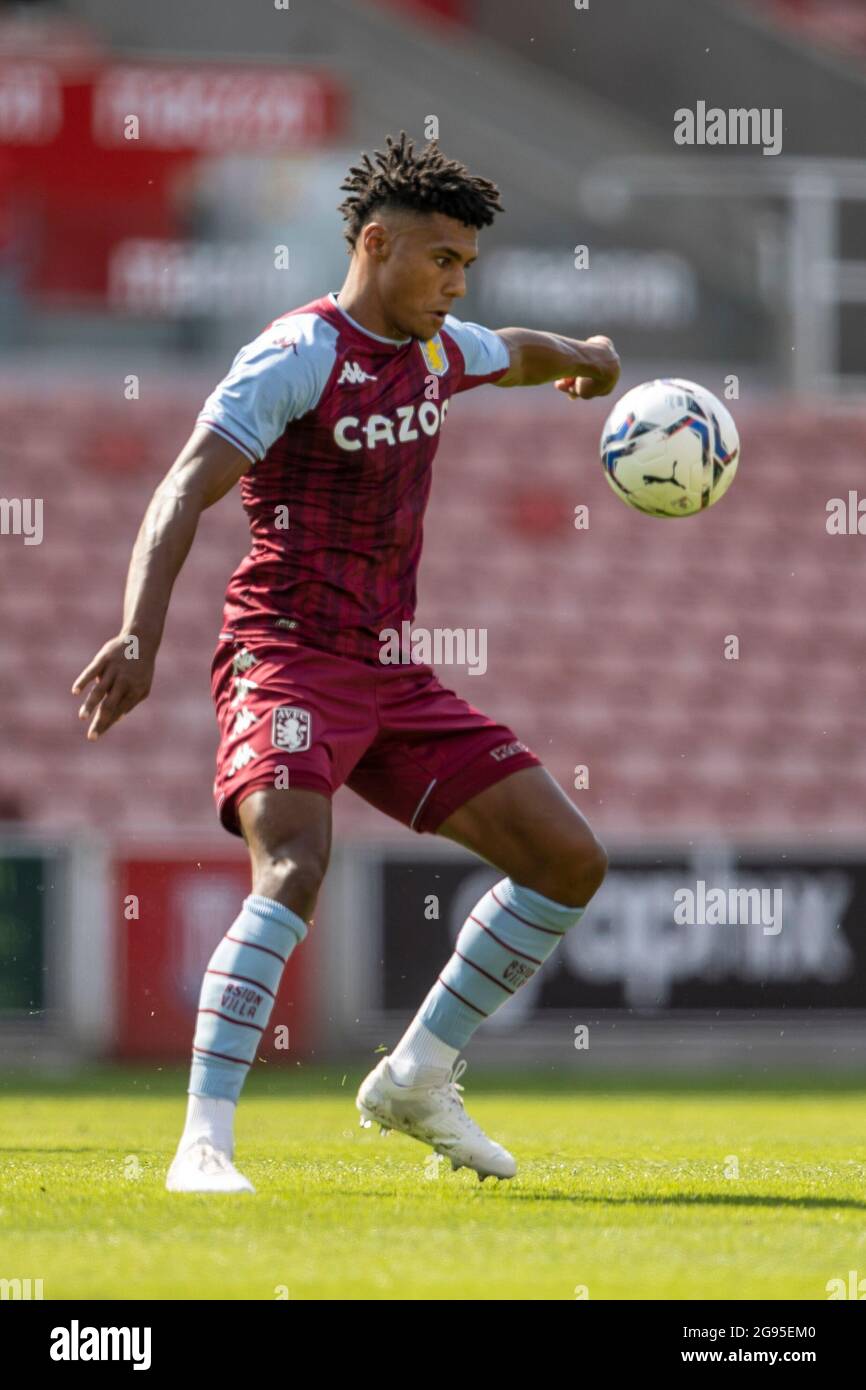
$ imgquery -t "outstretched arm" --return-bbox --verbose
[72,424,250,740]
[494,328,620,400]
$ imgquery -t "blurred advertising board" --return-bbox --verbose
[0,833,111,1056]
[0,59,345,305]
[115,853,321,1061]
[323,842,866,1041]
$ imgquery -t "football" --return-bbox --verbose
[600,378,740,517]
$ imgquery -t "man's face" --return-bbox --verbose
[363,210,479,340]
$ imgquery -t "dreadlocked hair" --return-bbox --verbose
[337,130,504,251]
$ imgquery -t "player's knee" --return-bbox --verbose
[578,835,609,900]
[546,834,608,908]
[251,842,329,921]
[240,789,331,920]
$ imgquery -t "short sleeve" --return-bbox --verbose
[196,315,335,463]
[443,315,510,393]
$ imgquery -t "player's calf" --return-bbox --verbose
[167,789,331,1194]
[388,772,609,1094]
[402,875,591,1069]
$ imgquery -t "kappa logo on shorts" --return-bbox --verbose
[227,742,258,776]
[272,706,311,753]
[230,676,259,708]
[490,739,529,762]
[232,648,257,675]
[232,707,258,736]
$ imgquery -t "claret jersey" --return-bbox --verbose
[197,291,510,663]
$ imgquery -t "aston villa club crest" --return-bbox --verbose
[420,334,449,376]
[272,706,311,752]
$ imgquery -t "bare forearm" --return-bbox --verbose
[73,425,249,741]
[121,481,203,653]
[120,427,250,654]
[496,327,620,392]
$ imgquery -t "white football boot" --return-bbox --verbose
[165,1137,254,1194]
[356,1056,517,1181]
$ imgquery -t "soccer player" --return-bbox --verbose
[72,132,620,1192]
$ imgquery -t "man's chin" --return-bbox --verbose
[391,308,445,341]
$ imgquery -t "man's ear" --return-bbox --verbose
[361,222,389,262]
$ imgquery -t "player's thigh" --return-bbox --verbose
[238,787,333,920]
[436,764,607,907]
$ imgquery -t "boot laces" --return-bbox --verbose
[430,1058,484,1132]
[191,1138,233,1175]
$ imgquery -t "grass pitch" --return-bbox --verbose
[1,1065,864,1301]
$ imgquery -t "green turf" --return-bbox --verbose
[1,1065,864,1300]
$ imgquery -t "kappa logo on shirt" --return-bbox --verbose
[272,706,312,752]
[338,360,378,386]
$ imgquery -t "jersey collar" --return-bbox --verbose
[327,291,412,346]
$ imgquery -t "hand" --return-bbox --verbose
[555,334,621,401]
[72,634,156,740]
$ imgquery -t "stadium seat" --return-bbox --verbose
[5,387,865,844]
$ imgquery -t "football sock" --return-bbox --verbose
[388,1018,459,1087]
[187,894,308,1106]
[178,1093,236,1158]
[411,877,585,1052]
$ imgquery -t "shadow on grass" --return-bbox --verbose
[0,1146,138,1155]
[2,1063,866,1101]
[500,1189,866,1210]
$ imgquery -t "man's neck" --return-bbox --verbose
[333,278,406,343]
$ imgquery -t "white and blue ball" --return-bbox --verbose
[600,378,739,517]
